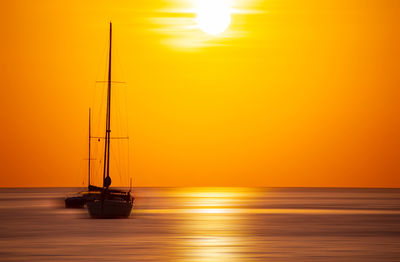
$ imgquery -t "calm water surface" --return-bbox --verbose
[0,187,399,261]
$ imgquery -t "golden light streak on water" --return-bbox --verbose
[138,208,400,215]
[1,187,400,261]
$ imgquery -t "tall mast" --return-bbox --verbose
[103,22,112,189]
[88,108,91,189]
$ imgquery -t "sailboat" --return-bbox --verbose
[65,109,102,208]
[86,22,134,218]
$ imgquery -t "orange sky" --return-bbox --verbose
[0,0,399,187]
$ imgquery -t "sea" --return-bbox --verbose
[0,187,399,261]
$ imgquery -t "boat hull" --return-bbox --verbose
[87,199,133,218]
[65,192,100,208]
[65,196,85,208]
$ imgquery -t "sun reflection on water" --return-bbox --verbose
[2,188,400,261]
[174,191,245,262]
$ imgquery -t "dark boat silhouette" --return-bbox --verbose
[64,109,102,208]
[86,22,134,218]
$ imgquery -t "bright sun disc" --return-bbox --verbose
[195,0,231,35]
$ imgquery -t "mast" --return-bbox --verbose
[88,108,91,189]
[103,22,112,189]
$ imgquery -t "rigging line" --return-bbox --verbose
[92,85,106,148]
[96,44,108,121]
[94,84,107,142]
[111,86,118,183]
[118,140,124,185]
[115,122,124,184]
[110,29,126,147]
[118,139,129,185]
[123,82,130,184]
[118,89,126,142]
[114,41,130,140]
[122,84,129,139]
[118,85,129,141]
[114,40,130,156]
[91,138,99,186]
[92,31,109,118]
[118,90,129,185]
[92,137,129,139]
[114,37,127,86]
[114,85,119,138]
[128,137,131,186]
[117,93,128,183]
[124,82,130,184]
[100,84,106,130]
[114,50,130,185]
[93,96,104,185]
[96,81,126,83]
[110,144,123,185]
[103,21,113,187]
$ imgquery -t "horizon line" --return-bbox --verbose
[1,186,399,189]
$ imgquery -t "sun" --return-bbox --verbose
[195,0,231,35]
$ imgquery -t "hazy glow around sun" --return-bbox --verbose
[195,0,231,35]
